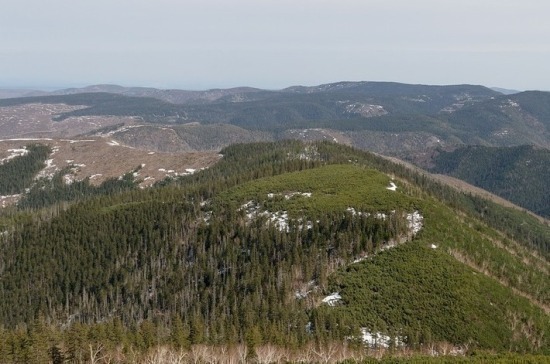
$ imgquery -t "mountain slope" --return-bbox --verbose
[0,141,548,361]
[428,145,550,218]
[446,91,550,147]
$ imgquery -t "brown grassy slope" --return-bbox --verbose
[0,138,221,190]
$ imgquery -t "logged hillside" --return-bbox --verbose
[2,83,549,159]
[0,141,548,363]
[428,145,550,218]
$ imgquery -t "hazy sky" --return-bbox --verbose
[2,0,549,90]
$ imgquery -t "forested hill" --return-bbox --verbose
[0,140,548,362]
[428,145,550,218]
[2,83,548,154]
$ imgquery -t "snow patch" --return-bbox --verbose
[239,201,291,232]
[344,103,388,117]
[386,181,397,191]
[267,191,312,200]
[1,148,29,164]
[63,174,75,185]
[430,244,437,249]
[322,292,342,306]
[289,145,320,161]
[60,139,95,143]
[35,159,57,180]
[406,211,423,235]
[0,194,21,208]
[94,124,144,137]
[107,140,120,146]
[266,211,289,232]
[360,328,405,348]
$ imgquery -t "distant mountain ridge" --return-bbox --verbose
[1,81,549,218]
[427,145,550,218]
[2,81,548,152]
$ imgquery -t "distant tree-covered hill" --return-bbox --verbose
[429,145,550,218]
[2,82,548,151]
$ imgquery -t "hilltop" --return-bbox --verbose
[0,140,548,362]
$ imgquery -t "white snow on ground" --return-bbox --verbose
[346,207,363,216]
[63,174,75,185]
[202,211,212,223]
[360,328,405,348]
[431,244,438,249]
[297,218,316,230]
[353,256,368,263]
[386,181,397,191]
[60,139,95,143]
[239,201,292,232]
[344,103,388,117]
[347,208,423,236]
[89,174,102,179]
[1,194,21,208]
[93,124,144,137]
[240,201,317,233]
[267,211,289,231]
[35,159,57,180]
[406,210,424,235]
[322,292,342,306]
[240,201,260,220]
[107,140,120,146]
[158,168,197,178]
[346,208,387,220]
[1,148,29,164]
[267,192,312,200]
[288,145,320,161]
[505,99,520,108]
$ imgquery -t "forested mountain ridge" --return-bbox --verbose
[427,145,550,218]
[0,140,548,363]
[2,81,548,221]
[1,83,548,154]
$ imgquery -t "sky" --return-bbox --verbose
[1,0,550,91]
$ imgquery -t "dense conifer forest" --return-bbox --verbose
[0,140,548,363]
[0,144,50,195]
[429,145,550,218]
